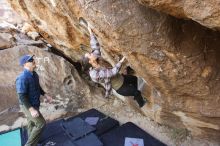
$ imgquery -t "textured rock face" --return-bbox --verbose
[6,0,220,142]
[0,32,14,49]
[8,0,90,61]
[0,0,23,24]
[137,0,220,30]
[0,28,104,131]
[0,44,82,125]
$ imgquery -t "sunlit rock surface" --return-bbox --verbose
[5,0,220,142]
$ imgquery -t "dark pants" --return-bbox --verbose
[116,75,146,107]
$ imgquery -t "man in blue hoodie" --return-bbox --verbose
[16,54,52,146]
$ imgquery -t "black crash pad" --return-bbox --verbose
[67,108,119,136]
[61,117,96,141]
[100,122,167,146]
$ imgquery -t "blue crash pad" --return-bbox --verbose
[0,129,22,146]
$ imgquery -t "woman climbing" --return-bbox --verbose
[80,18,147,108]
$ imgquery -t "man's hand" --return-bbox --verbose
[45,94,52,103]
[29,107,39,118]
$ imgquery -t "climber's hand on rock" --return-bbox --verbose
[119,56,126,63]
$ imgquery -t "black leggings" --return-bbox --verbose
[116,75,146,107]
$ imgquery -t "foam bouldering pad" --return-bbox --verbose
[67,108,119,136]
[39,132,74,146]
[73,133,103,146]
[62,117,96,141]
[39,119,65,143]
[100,122,166,146]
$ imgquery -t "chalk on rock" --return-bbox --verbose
[47,43,52,47]
[27,31,40,40]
